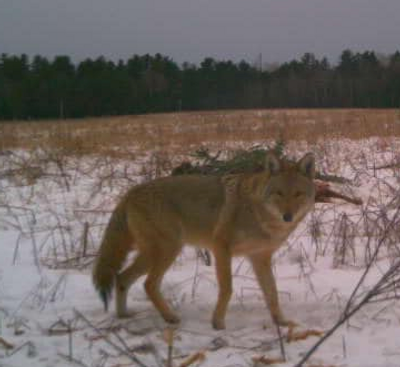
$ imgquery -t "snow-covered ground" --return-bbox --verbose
[1,138,400,367]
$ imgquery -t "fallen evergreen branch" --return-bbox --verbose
[172,144,361,206]
[172,143,285,176]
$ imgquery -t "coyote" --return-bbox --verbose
[92,152,315,329]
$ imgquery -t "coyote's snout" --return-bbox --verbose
[92,152,315,329]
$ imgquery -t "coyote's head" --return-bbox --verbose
[263,152,315,223]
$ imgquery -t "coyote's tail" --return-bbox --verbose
[92,200,132,311]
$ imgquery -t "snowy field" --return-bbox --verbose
[1,134,400,367]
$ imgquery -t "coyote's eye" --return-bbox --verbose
[275,191,284,197]
[294,191,304,198]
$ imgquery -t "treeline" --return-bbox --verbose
[1,50,400,120]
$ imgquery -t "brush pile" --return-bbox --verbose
[172,144,362,206]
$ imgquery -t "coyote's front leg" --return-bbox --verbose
[211,246,233,330]
[250,253,296,327]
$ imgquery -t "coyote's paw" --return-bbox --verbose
[116,310,135,319]
[163,313,181,325]
[273,314,298,328]
[212,317,226,330]
[277,318,298,328]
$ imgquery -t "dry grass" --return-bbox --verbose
[1,109,400,157]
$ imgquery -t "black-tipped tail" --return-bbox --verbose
[92,200,131,314]
[92,265,115,313]
[99,290,110,312]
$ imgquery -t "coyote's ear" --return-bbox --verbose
[265,152,280,175]
[298,153,315,179]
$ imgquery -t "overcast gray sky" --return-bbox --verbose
[1,0,400,65]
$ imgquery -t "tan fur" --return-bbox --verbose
[92,152,316,329]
